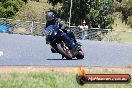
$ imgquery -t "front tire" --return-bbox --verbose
[57,42,73,60]
[76,50,84,59]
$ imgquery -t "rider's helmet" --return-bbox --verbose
[46,11,56,22]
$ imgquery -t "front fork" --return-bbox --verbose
[50,33,75,54]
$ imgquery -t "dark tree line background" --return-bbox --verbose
[0,0,132,28]
[48,0,115,28]
[48,0,132,28]
[0,0,26,18]
[113,0,132,27]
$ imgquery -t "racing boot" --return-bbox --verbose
[74,42,81,51]
[51,48,58,53]
[72,36,81,50]
[70,42,80,52]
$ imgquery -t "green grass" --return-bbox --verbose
[112,17,131,30]
[102,31,132,44]
[112,12,132,30]
[15,1,53,22]
[15,1,61,22]
[0,72,131,88]
[103,12,132,44]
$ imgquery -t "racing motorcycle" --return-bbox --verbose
[45,24,84,60]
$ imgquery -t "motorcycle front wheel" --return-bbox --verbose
[57,41,73,60]
[76,50,84,59]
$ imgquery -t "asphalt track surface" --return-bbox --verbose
[0,33,132,67]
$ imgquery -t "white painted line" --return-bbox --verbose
[0,51,4,56]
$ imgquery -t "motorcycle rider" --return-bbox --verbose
[45,11,80,53]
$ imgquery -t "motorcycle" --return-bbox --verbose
[45,24,84,60]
